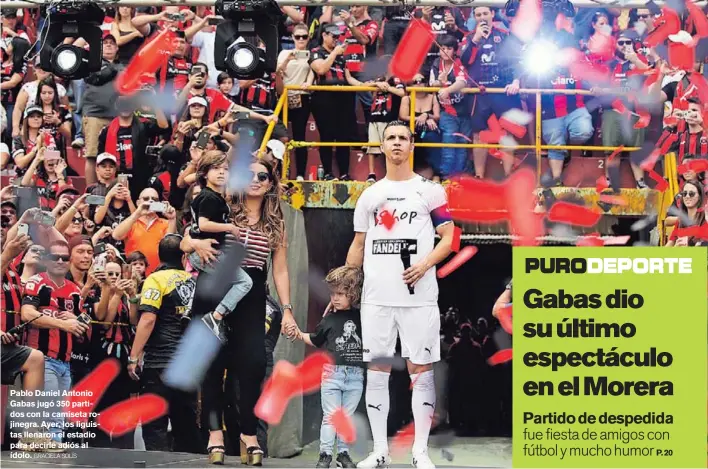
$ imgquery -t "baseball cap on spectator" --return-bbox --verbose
[68,235,94,253]
[102,31,117,43]
[1,200,17,211]
[24,105,43,118]
[1,9,17,18]
[57,185,80,199]
[97,152,118,165]
[323,23,343,36]
[187,96,208,107]
[266,140,285,161]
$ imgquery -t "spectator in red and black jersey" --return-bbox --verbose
[596,31,651,189]
[460,6,521,179]
[237,47,290,149]
[97,96,171,201]
[91,260,138,449]
[1,36,30,142]
[628,8,657,58]
[418,6,467,78]
[675,99,708,162]
[34,77,73,158]
[337,6,379,124]
[85,151,118,200]
[347,72,406,182]
[20,147,70,210]
[431,35,471,178]
[530,27,593,184]
[177,63,235,122]
[1,199,18,240]
[21,241,90,442]
[309,24,357,180]
[155,30,193,96]
[1,234,32,342]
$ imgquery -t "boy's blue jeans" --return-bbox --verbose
[44,358,71,442]
[188,251,252,315]
[320,365,364,455]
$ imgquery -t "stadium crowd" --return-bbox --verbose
[0,0,706,465]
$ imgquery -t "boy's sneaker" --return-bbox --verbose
[71,137,85,149]
[357,451,390,468]
[316,452,333,468]
[336,452,356,468]
[412,448,435,468]
[201,312,228,344]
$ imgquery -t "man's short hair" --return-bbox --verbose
[127,250,149,266]
[158,234,183,266]
[383,120,413,140]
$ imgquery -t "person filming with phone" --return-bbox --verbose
[112,188,178,276]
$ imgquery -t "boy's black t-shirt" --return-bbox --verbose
[189,186,231,249]
[310,309,363,366]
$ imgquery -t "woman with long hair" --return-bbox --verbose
[172,96,211,157]
[276,22,315,180]
[182,157,298,465]
[112,6,146,64]
[12,105,57,173]
[35,77,73,155]
[20,146,69,210]
[667,180,705,246]
[11,60,69,138]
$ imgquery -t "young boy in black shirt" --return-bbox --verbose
[187,151,252,343]
[298,266,364,468]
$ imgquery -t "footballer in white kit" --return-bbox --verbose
[346,121,455,469]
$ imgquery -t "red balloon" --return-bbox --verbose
[64,359,120,425]
[97,394,168,437]
[116,28,177,96]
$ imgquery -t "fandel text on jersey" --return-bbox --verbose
[526,257,693,275]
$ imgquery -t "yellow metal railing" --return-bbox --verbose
[260,85,645,184]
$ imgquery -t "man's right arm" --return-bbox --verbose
[346,232,366,267]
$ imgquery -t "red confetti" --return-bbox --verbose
[330,408,356,443]
[299,351,335,394]
[547,202,602,227]
[611,99,628,116]
[437,246,478,279]
[64,359,120,425]
[598,194,628,206]
[678,159,708,175]
[595,175,609,193]
[497,305,512,335]
[576,235,605,247]
[607,145,625,162]
[506,168,544,246]
[640,149,662,171]
[487,349,512,366]
[447,177,508,223]
[688,2,708,38]
[117,28,177,96]
[633,109,651,129]
[647,170,669,191]
[389,19,434,82]
[391,422,416,457]
[255,360,300,425]
[499,117,527,139]
[97,394,168,437]
[672,224,708,240]
[668,41,696,71]
[451,226,462,253]
[644,8,681,47]
[511,0,542,43]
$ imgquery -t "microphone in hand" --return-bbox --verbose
[400,247,415,295]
